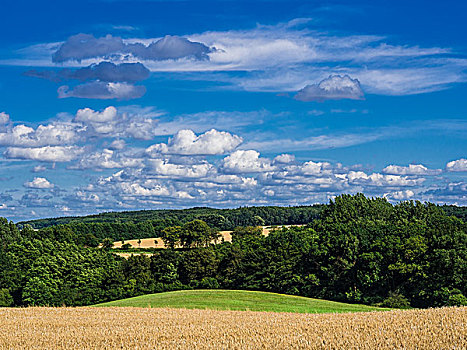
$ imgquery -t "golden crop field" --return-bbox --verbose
[0,306,465,349]
[112,225,303,250]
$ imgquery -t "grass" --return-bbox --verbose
[95,289,389,313]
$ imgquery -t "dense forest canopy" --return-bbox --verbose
[1,194,466,309]
[18,205,325,229]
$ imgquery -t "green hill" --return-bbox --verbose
[95,289,390,313]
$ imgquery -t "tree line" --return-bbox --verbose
[16,205,323,246]
[17,204,333,230]
[1,194,466,308]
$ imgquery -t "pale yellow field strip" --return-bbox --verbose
[113,225,303,249]
[0,306,465,349]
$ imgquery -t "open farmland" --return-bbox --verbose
[95,290,388,313]
[0,306,465,349]
[112,225,302,249]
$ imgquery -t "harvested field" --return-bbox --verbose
[113,237,166,249]
[0,306,465,349]
[112,225,303,249]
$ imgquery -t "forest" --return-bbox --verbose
[17,205,324,246]
[19,205,325,229]
[0,194,466,309]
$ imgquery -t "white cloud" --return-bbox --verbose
[243,132,383,152]
[446,158,467,172]
[71,149,143,170]
[32,165,46,173]
[273,154,295,164]
[108,139,126,150]
[0,122,79,147]
[118,182,171,197]
[4,146,84,162]
[151,110,265,136]
[295,75,364,102]
[75,106,118,123]
[382,164,442,176]
[146,129,242,156]
[148,159,213,178]
[24,177,54,189]
[346,171,424,187]
[421,182,467,204]
[9,20,465,97]
[354,66,467,95]
[0,112,9,124]
[300,161,334,175]
[74,191,100,203]
[73,106,159,139]
[60,206,71,213]
[222,150,275,173]
[385,190,415,200]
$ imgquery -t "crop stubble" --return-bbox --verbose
[0,306,465,349]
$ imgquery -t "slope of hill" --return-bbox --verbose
[95,289,389,313]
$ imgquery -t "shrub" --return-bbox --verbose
[382,291,411,309]
[0,288,14,307]
[447,291,467,307]
[198,277,220,289]
[434,288,467,307]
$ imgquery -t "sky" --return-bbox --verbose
[0,0,466,222]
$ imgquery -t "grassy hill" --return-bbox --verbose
[95,289,390,313]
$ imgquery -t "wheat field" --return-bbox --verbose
[0,306,465,349]
[112,225,303,250]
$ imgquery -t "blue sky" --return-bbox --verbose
[0,0,466,221]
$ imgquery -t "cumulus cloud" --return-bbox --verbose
[385,190,415,200]
[0,122,79,148]
[148,159,213,178]
[273,154,295,164]
[346,171,424,187]
[71,149,143,170]
[4,146,84,162]
[26,62,150,83]
[53,34,123,63]
[382,164,442,175]
[300,161,334,176]
[146,129,242,156]
[73,191,100,203]
[295,75,364,102]
[446,158,467,172]
[73,106,159,140]
[422,182,467,204]
[58,81,146,100]
[222,150,275,173]
[24,177,54,189]
[108,139,126,150]
[52,33,212,63]
[75,106,118,123]
[0,112,9,124]
[119,182,172,197]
